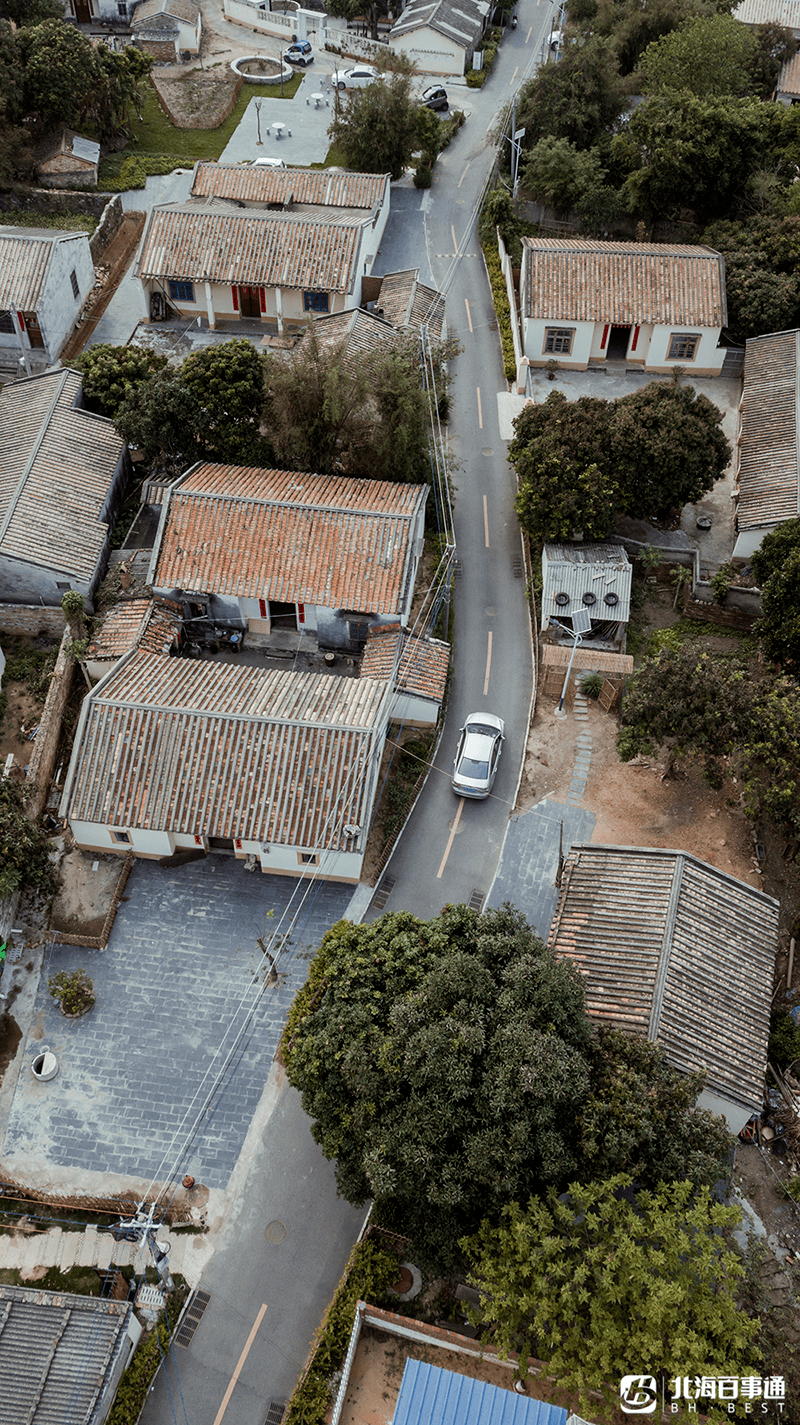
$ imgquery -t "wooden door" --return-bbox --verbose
[238,286,261,319]
[74,0,92,21]
[24,313,44,349]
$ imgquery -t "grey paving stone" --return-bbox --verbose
[488,799,596,937]
[1,857,352,1191]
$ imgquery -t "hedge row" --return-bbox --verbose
[482,240,517,382]
[106,1285,188,1425]
[98,152,195,192]
[284,1236,401,1425]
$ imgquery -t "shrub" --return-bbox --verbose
[414,161,432,188]
[580,672,603,699]
[710,562,735,605]
[466,68,487,86]
[0,778,59,901]
[48,969,95,1015]
[482,240,516,382]
[117,155,147,190]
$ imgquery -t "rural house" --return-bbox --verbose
[36,129,100,190]
[190,162,390,231]
[388,0,490,75]
[136,196,385,332]
[541,544,632,651]
[548,844,778,1132]
[0,369,127,606]
[733,328,800,561]
[61,650,390,880]
[360,626,450,726]
[148,465,428,654]
[519,238,729,377]
[130,0,202,59]
[0,226,94,376]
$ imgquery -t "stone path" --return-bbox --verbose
[566,689,592,807]
[0,1219,211,1288]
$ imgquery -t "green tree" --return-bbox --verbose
[0,0,63,22]
[750,515,800,586]
[0,20,29,183]
[21,20,102,134]
[747,22,798,99]
[180,338,273,467]
[0,777,58,900]
[754,546,800,671]
[462,1177,758,1412]
[579,1027,733,1189]
[741,675,800,830]
[516,38,626,150]
[329,74,418,180]
[115,368,200,479]
[92,44,152,143]
[514,454,620,544]
[283,905,591,1269]
[612,382,731,521]
[609,0,736,76]
[619,644,756,760]
[721,250,799,344]
[640,13,756,96]
[68,345,169,420]
[521,136,611,219]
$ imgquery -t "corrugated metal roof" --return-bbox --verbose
[63,650,387,850]
[521,238,727,327]
[549,844,778,1116]
[0,1283,131,1425]
[137,205,364,292]
[150,464,428,613]
[0,370,124,582]
[360,628,450,700]
[734,0,800,28]
[737,329,800,532]
[0,228,87,310]
[191,162,389,211]
[72,133,101,164]
[393,1360,567,1425]
[541,543,632,626]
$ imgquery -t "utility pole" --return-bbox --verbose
[117,1202,174,1293]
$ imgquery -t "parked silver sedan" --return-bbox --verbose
[452,713,505,798]
[331,64,381,89]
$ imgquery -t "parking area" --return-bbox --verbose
[0,856,353,1195]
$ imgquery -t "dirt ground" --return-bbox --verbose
[0,686,44,772]
[150,66,241,129]
[49,850,123,939]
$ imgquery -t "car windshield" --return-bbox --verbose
[460,756,489,778]
[466,723,496,738]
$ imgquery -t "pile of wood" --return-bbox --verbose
[766,1060,800,1169]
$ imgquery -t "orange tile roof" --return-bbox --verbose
[360,628,449,701]
[137,205,364,293]
[522,238,727,327]
[63,650,387,851]
[150,464,428,612]
[88,597,182,661]
[191,162,390,211]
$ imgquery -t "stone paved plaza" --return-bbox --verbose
[487,799,596,938]
[1,857,352,1190]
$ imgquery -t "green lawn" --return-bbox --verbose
[99,71,304,187]
[0,209,97,233]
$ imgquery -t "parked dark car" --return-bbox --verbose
[422,84,449,110]
[284,40,313,65]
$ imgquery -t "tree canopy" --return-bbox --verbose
[284,905,591,1268]
[612,382,731,521]
[462,1177,758,1412]
[640,13,757,97]
[328,73,419,180]
[68,345,169,420]
[20,20,151,141]
[516,39,626,151]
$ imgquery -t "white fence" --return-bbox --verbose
[222,0,393,60]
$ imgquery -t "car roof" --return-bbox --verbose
[464,712,503,733]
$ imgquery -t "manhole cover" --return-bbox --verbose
[265,1220,287,1243]
[482,447,493,456]
[391,1267,414,1294]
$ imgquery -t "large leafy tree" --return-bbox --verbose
[640,13,756,97]
[750,515,800,586]
[754,548,800,671]
[619,644,756,760]
[747,21,798,98]
[612,382,731,521]
[0,20,29,183]
[21,20,102,134]
[462,1177,758,1412]
[513,454,620,544]
[68,345,169,421]
[328,73,419,180]
[180,338,273,467]
[115,368,201,480]
[521,137,615,222]
[579,1028,732,1189]
[0,0,63,22]
[516,39,626,151]
[283,905,592,1269]
[326,0,391,41]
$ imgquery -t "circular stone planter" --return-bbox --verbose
[32,1048,59,1082]
[59,1001,95,1020]
[230,55,294,85]
[696,515,713,531]
[388,1261,422,1301]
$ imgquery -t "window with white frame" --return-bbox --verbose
[543,328,575,355]
[667,333,700,361]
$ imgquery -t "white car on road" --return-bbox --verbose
[452,713,505,798]
[331,64,381,89]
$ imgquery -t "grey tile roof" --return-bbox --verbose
[374,269,445,339]
[0,227,88,310]
[0,1283,132,1425]
[191,162,389,212]
[62,650,388,852]
[549,844,778,1117]
[0,370,124,583]
[733,0,800,26]
[132,0,199,23]
[137,204,366,293]
[542,543,631,626]
[150,464,428,613]
[390,0,489,46]
[521,238,728,327]
[737,329,800,533]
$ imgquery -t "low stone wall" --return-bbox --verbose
[89,193,124,262]
[0,187,110,219]
[27,627,75,819]
[0,604,66,638]
[53,854,134,949]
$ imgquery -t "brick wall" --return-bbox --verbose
[0,605,66,638]
[27,628,75,818]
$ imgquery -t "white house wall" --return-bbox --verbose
[69,820,364,880]
[389,25,467,75]
[524,315,724,374]
[523,316,594,368]
[146,278,356,329]
[39,234,94,362]
[647,323,725,375]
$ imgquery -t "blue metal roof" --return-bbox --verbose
[392,1358,568,1425]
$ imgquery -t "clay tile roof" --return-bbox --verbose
[521,237,727,327]
[0,370,123,583]
[548,844,778,1117]
[149,464,428,613]
[190,162,389,211]
[88,597,182,662]
[375,269,445,338]
[360,628,449,701]
[737,329,800,532]
[137,204,364,293]
[62,650,387,851]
